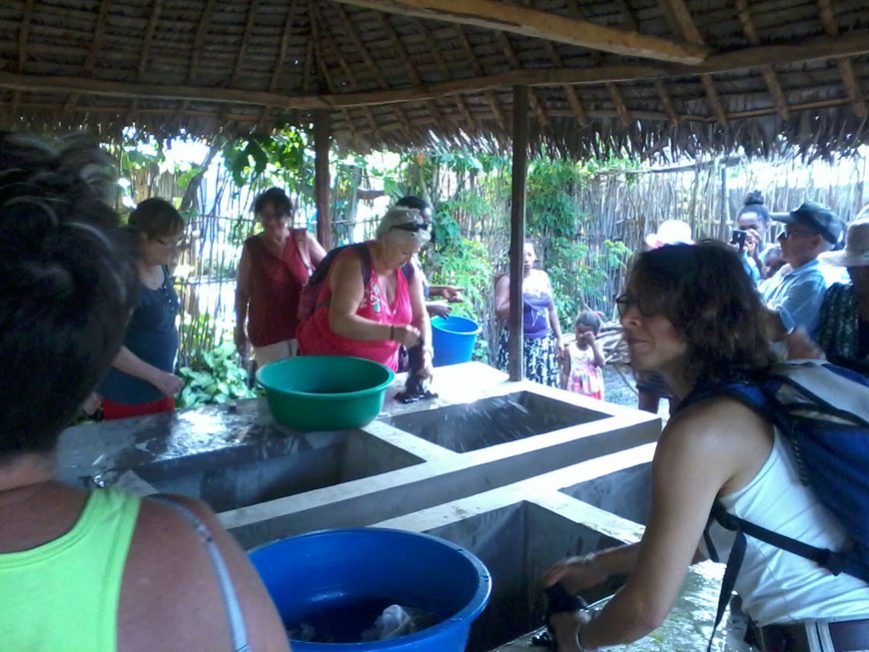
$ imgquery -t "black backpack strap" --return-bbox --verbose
[711,501,844,574]
[707,501,746,652]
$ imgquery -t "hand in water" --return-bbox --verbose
[550,609,596,652]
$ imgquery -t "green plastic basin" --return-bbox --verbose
[256,356,395,431]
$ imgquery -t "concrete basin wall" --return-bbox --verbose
[374,446,653,651]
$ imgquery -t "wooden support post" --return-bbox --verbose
[314,111,332,250]
[509,85,529,382]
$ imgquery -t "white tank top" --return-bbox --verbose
[702,431,869,625]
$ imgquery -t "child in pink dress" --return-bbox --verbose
[562,311,605,400]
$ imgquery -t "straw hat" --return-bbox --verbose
[819,218,869,268]
[645,220,693,249]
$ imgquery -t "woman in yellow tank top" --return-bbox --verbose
[0,133,290,652]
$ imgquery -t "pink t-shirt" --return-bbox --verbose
[296,245,412,371]
[565,343,604,400]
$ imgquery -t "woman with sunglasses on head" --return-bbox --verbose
[542,241,869,652]
[97,197,186,420]
[235,187,326,367]
[296,207,433,375]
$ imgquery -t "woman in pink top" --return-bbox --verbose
[297,207,433,374]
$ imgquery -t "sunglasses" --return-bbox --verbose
[389,222,430,234]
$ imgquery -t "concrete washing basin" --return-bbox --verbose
[385,391,610,453]
[132,429,424,512]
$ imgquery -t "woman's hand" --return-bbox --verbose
[234,325,248,355]
[392,324,421,347]
[541,555,609,595]
[439,285,464,302]
[152,370,185,397]
[426,302,451,319]
[550,609,596,652]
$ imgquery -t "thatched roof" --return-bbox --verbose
[1,0,867,159]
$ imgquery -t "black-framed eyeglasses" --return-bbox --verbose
[615,293,635,318]
[615,292,659,319]
[389,222,430,234]
[778,228,817,241]
[154,236,183,248]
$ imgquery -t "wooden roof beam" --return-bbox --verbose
[329,3,417,141]
[1,32,866,111]
[542,40,588,126]
[258,0,299,129]
[327,0,709,64]
[232,0,259,85]
[495,32,549,131]
[189,0,216,84]
[654,79,679,127]
[454,24,507,130]
[413,19,476,127]
[138,0,163,80]
[735,0,789,120]
[18,0,36,72]
[67,0,112,118]
[817,0,867,119]
[658,0,727,125]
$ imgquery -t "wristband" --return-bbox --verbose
[389,325,395,341]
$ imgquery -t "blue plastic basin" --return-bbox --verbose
[431,316,481,367]
[249,528,491,651]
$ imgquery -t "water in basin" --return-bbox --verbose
[423,501,626,651]
[131,430,423,512]
[561,462,652,524]
[387,392,608,452]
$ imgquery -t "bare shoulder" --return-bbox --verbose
[657,396,773,491]
[118,495,290,652]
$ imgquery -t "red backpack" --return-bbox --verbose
[296,242,414,322]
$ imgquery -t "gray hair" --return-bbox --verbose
[375,206,431,247]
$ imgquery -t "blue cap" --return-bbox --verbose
[774,201,843,244]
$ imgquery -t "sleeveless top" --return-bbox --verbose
[244,230,311,347]
[296,244,412,371]
[702,432,869,625]
[523,289,552,339]
[0,489,141,651]
[565,343,604,400]
[99,267,180,404]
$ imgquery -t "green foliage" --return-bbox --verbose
[176,341,255,408]
[221,130,314,197]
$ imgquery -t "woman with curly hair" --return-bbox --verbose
[543,241,869,652]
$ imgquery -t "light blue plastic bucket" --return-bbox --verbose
[249,527,491,651]
[431,316,481,367]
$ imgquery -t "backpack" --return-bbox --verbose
[683,361,869,648]
[296,242,414,322]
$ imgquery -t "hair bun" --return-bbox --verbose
[744,190,764,206]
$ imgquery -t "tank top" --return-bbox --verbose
[0,489,141,651]
[702,432,869,625]
[297,244,412,371]
[245,230,311,347]
[523,289,552,339]
[99,267,180,404]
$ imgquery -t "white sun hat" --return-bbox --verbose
[645,220,694,249]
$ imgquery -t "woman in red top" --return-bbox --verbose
[235,187,326,366]
[297,207,433,374]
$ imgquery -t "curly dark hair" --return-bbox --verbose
[0,132,138,460]
[626,241,774,388]
[251,187,293,217]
